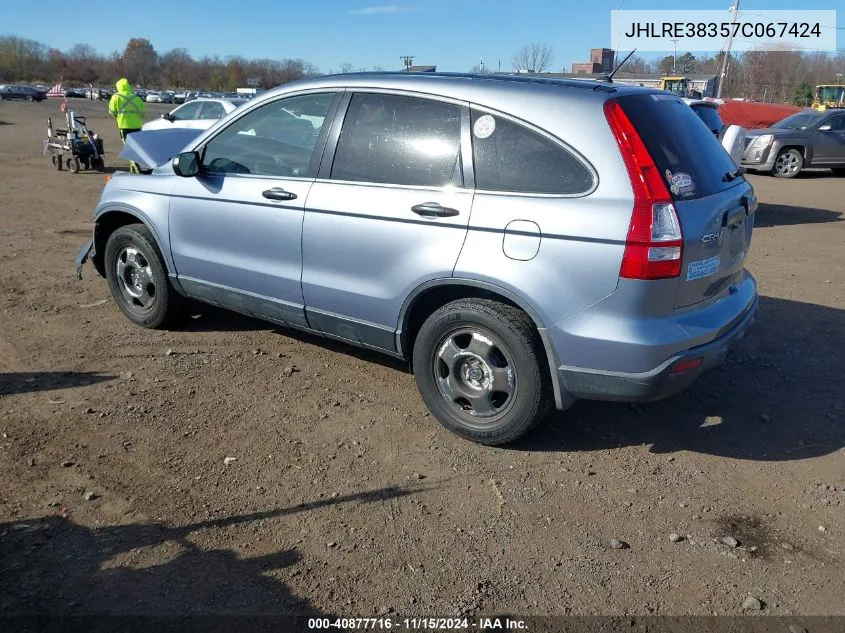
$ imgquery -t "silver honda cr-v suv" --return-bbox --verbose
[76,72,758,445]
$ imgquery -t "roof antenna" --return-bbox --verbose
[606,49,636,83]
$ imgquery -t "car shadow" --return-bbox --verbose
[0,371,115,397]
[183,304,410,372]
[0,120,12,126]
[0,484,426,619]
[794,169,844,179]
[79,165,120,175]
[755,202,843,227]
[512,295,845,461]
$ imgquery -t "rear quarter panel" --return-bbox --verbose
[453,88,634,328]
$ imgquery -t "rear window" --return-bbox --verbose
[691,104,723,135]
[619,94,740,200]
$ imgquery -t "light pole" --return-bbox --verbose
[670,39,679,73]
[717,0,741,99]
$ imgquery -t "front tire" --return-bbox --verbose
[104,224,183,329]
[772,148,803,178]
[412,298,552,446]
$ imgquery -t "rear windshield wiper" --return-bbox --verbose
[722,167,746,182]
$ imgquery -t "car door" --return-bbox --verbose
[813,114,845,164]
[301,91,472,351]
[168,91,341,328]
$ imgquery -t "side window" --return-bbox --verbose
[470,109,594,195]
[199,102,226,119]
[825,116,845,131]
[692,105,723,135]
[331,93,462,187]
[171,102,202,121]
[201,92,335,178]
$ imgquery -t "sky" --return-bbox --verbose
[4,0,843,73]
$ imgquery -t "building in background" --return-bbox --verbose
[571,48,615,74]
[400,65,437,72]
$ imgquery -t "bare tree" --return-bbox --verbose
[615,54,648,74]
[338,63,354,74]
[512,43,553,73]
[470,63,492,74]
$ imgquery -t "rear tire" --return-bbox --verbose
[104,224,183,329]
[412,298,552,446]
[771,148,803,178]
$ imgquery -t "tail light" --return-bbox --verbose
[603,99,683,280]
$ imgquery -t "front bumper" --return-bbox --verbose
[557,294,758,402]
[741,144,776,171]
[75,239,93,279]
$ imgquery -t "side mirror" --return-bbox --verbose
[161,113,172,121]
[817,124,831,131]
[173,151,200,177]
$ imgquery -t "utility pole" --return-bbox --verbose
[670,39,679,73]
[400,56,414,70]
[717,0,740,99]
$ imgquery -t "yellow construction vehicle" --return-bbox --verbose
[812,84,845,111]
[660,76,690,95]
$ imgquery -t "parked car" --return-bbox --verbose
[145,91,164,103]
[141,98,248,131]
[64,87,87,98]
[76,73,758,445]
[684,98,745,167]
[0,84,47,102]
[742,110,845,178]
[173,91,187,104]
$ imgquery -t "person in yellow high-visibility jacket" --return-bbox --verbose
[108,78,145,173]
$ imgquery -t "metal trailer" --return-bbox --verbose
[43,109,105,173]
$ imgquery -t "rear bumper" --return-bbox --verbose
[558,293,757,402]
[544,272,758,406]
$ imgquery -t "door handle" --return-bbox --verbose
[411,202,459,218]
[262,187,297,201]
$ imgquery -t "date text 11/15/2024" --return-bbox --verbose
[307,617,528,630]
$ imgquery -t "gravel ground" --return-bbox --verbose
[1,98,843,619]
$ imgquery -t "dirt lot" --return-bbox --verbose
[1,98,843,621]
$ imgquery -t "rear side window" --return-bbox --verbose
[331,93,461,187]
[199,102,226,119]
[470,110,594,195]
[691,104,723,135]
[619,94,739,200]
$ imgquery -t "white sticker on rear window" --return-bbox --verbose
[473,114,496,139]
[665,170,697,197]
[687,255,721,281]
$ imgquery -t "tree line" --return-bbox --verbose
[0,35,327,90]
[619,49,845,105]
[2,34,843,105]
[481,42,844,106]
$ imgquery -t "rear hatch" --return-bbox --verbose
[618,94,755,309]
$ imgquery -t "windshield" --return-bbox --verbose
[772,113,821,130]
[663,79,688,94]
[818,86,845,103]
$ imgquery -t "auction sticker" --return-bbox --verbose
[687,255,720,281]
[473,115,496,139]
